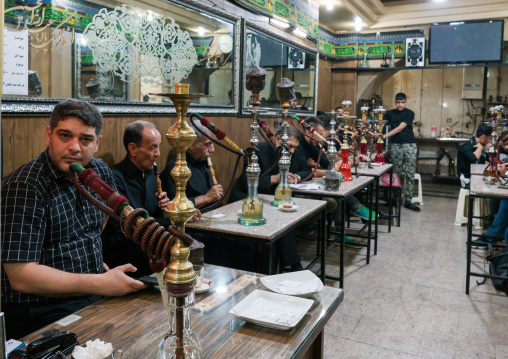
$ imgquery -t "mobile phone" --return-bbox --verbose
[138,276,158,286]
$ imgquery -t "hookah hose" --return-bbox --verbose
[190,113,244,156]
[69,163,194,263]
[257,118,277,148]
[259,145,285,180]
[206,154,218,185]
[290,115,328,148]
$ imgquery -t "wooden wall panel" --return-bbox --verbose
[317,59,334,113]
[401,69,423,126]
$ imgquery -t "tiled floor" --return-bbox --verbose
[297,181,508,359]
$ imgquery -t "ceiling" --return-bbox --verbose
[319,0,508,35]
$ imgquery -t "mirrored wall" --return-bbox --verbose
[2,0,240,113]
[242,21,318,116]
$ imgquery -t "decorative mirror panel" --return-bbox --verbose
[241,21,318,116]
[2,0,240,114]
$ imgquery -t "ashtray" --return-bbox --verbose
[278,205,298,212]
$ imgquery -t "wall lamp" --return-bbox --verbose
[269,18,307,39]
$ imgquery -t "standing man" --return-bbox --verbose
[102,121,171,277]
[456,123,492,189]
[1,99,146,339]
[383,93,421,212]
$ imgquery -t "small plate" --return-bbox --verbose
[278,205,298,212]
[229,290,313,330]
[195,279,212,294]
[260,270,323,298]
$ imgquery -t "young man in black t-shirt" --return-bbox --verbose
[383,93,421,212]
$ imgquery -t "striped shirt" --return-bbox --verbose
[1,148,116,304]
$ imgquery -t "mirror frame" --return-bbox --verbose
[1,0,242,115]
[240,19,319,117]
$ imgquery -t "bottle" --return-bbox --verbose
[431,125,436,138]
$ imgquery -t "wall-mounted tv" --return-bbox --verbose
[429,20,504,64]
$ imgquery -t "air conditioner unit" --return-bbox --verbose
[462,67,484,100]
[406,37,425,67]
[288,47,305,69]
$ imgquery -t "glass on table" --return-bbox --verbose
[193,265,204,289]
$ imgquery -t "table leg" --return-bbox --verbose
[374,179,379,256]
[388,167,393,232]
[268,242,273,275]
[466,193,474,295]
[340,197,345,288]
[320,207,326,282]
[366,182,373,265]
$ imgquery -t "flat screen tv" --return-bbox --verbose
[429,20,504,64]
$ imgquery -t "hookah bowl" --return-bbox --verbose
[484,129,498,178]
[272,77,295,207]
[239,66,267,225]
[360,137,367,157]
[156,84,210,359]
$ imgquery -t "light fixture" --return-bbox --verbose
[355,16,362,31]
[198,26,205,36]
[293,28,307,39]
[80,36,87,46]
[450,22,464,25]
[270,18,290,29]
[326,0,333,11]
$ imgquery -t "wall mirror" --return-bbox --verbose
[241,21,318,116]
[2,0,240,114]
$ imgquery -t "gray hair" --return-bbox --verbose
[190,121,215,147]
[123,120,157,152]
[275,125,301,141]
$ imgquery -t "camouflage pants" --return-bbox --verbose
[390,143,417,202]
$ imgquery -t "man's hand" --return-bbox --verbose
[498,162,508,176]
[473,143,484,151]
[288,173,299,184]
[270,173,281,185]
[205,185,223,202]
[97,264,147,296]
[156,191,170,210]
[189,209,202,222]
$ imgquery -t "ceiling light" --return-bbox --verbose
[198,27,205,35]
[355,16,362,31]
[293,28,307,39]
[433,0,445,2]
[326,1,333,10]
[270,18,290,29]
[146,10,154,21]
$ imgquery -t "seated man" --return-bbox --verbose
[1,99,146,339]
[289,92,309,111]
[161,122,223,209]
[457,123,492,189]
[102,120,172,277]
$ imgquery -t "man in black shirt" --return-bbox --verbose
[161,122,223,209]
[456,123,492,188]
[102,120,171,277]
[383,93,421,212]
[1,100,146,339]
[297,117,329,176]
[290,92,309,111]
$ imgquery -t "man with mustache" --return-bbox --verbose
[1,99,147,339]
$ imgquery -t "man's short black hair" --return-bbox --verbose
[476,123,493,138]
[316,110,325,116]
[395,93,406,101]
[123,120,156,153]
[318,115,332,130]
[304,116,324,131]
[275,125,301,141]
[50,99,103,136]
[335,106,343,112]
[295,92,303,100]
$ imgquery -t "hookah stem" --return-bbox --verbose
[260,146,284,179]
[290,116,328,148]
[154,162,163,196]
[175,296,185,358]
[298,145,324,183]
[206,155,218,185]
[200,154,242,213]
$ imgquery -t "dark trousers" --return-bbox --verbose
[3,295,101,340]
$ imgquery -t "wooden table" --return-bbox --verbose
[465,176,508,294]
[351,164,394,255]
[291,176,375,287]
[187,194,327,280]
[471,163,488,176]
[22,265,344,359]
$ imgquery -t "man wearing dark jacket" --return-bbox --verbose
[457,123,492,188]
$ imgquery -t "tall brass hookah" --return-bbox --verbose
[272,78,295,206]
[238,66,267,226]
[157,83,208,359]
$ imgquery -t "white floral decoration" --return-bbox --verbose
[83,5,197,90]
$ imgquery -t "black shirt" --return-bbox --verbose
[457,137,487,179]
[161,152,213,206]
[101,157,171,276]
[1,149,115,304]
[298,136,330,168]
[385,108,416,144]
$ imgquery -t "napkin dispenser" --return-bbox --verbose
[8,332,78,359]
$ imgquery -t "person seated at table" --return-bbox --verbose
[457,123,492,189]
[160,122,223,209]
[289,92,308,111]
[1,99,147,339]
[102,120,176,277]
[297,116,329,177]
[230,126,306,272]
[472,133,508,248]
[335,106,345,116]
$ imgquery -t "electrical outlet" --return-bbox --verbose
[447,118,452,123]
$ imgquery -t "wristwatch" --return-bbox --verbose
[296,174,301,181]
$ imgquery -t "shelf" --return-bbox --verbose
[331,63,508,72]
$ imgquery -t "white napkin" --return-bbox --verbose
[239,297,303,326]
[276,279,320,295]
[289,183,321,190]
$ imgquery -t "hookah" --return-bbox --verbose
[239,66,267,226]
[324,111,345,191]
[272,78,295,207]
[484,127,498,178]
[373,107,387,165]
[338,137,353,181]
